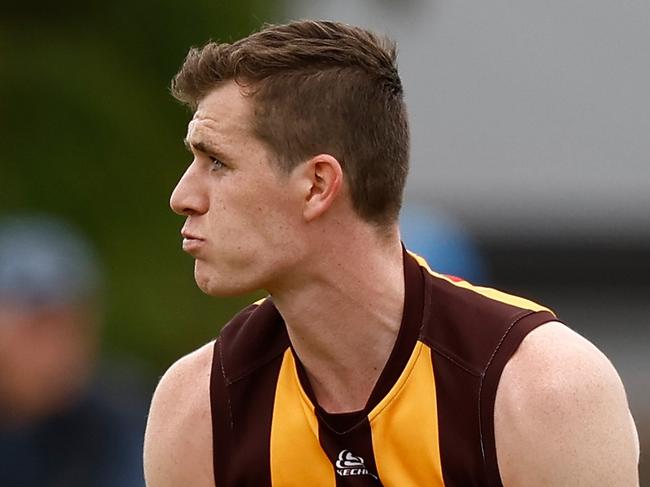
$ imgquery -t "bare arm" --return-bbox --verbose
[144,342,215,487]
[495,321,639,487]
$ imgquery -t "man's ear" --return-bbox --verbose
[296,154,343,222]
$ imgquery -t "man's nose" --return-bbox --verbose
[170,163,208,216]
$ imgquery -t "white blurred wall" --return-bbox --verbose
[290,0,650,241]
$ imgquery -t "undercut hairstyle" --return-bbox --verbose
[172,20,409,227]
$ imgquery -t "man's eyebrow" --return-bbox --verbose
[184,138,217,154]
[184,138,229,161]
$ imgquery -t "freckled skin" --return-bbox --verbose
[169,83,307,297]
[495,322,640,486]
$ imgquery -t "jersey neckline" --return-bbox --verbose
[292,247,426,434]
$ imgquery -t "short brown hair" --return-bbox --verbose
[172,20,409,226]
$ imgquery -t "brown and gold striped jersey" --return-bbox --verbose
[210,250,555,486]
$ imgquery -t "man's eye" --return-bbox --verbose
[209,156,225,170]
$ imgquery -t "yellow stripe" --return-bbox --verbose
[270,349,335,486]
[370,342,445,486]
[409,251,554,315]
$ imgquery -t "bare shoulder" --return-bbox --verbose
[494,321,639,487]
[144,341,215,487]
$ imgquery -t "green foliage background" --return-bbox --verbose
[0,1,281,373]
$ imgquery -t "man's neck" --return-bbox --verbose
[270,229,405,413]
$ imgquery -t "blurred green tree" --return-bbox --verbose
[0,0,281,372]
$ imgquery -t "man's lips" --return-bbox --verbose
[181,229,205,252]
[181,229,204,240]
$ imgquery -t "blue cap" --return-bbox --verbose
[0,215,101,307]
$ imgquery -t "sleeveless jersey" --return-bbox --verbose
[209,251,555,486]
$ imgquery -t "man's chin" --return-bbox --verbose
[194,267,259,297]
[196,281,250,298]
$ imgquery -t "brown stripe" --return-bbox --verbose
[211,337,232,486]
[479,310,556,487]
[429,341,483,486]
[318,408,365,434]
[211,336,285,486]
[318,417,383,486]
[231,354,284,485]
[211,301,290,486]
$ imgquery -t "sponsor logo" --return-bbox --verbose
[335,450,378,479]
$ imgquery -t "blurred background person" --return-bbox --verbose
[0,216,146,487]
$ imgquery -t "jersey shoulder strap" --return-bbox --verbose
[417,261,555,486]
[210,298,289,486]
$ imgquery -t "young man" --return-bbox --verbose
[144,20,639,486]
